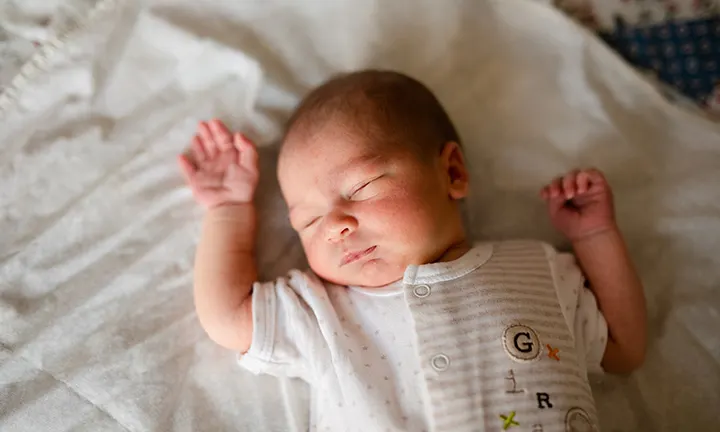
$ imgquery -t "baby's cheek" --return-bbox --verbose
[302,238,329,269]
[373,194,435,239]
[307,254,342,284]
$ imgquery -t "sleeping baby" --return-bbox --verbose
[177,70,646,431]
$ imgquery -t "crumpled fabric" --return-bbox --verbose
[1,0,719,431]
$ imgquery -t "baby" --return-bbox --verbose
[178,70,646,431]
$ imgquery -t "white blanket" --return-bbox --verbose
[1,0,719,430]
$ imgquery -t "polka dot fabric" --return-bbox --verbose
[555,0,720,115]
[600,16,720,106]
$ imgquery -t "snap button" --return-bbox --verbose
[413,284,431,298]
[431,354,450,371]
[565,407,593,431]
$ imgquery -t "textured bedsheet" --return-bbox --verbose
[1,0,719,431]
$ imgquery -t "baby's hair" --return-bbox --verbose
[283,70,460,159]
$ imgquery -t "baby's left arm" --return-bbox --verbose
[541,169,647,373]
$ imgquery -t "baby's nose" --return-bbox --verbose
[326,213,358,242]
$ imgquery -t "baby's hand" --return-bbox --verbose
[178,119,259,209]
[540,168,616,242]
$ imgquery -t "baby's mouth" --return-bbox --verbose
[340,246,377,267]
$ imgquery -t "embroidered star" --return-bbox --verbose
[500,411,519,430]
[546,344,560,361]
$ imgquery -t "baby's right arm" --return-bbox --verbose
[178,119,260,352]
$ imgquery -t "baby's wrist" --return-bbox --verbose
[570,224,622,247]
[206,203,257,223]
[204,203,257,251]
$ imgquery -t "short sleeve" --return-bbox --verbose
[237,270,327,381]
[543,244,608,374]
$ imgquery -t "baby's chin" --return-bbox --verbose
[313,259,405,288]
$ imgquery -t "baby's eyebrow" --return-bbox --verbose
[330,153,384,179]
[288,200,316,219]
[288,203,303,216]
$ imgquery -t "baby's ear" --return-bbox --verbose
[440,141,469,200]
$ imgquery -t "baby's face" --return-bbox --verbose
[279,124,466,287]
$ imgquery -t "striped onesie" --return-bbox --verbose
[239,241,607,431]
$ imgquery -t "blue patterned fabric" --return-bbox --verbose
[600,16,720,105]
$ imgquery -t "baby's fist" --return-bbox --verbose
[178,120,259,209]
[540,169,616,242]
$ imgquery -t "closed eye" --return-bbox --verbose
[350,176,383,200]
[303,216,320,229]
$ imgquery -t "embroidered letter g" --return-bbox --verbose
[513,332,533,353]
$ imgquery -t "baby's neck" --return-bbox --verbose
[434,238,472,263]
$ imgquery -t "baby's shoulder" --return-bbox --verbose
[259,268,347,300]
[490,239,558,258]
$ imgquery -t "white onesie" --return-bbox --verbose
[239,241,607,431]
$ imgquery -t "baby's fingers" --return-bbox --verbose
[197,122,218,159]
[234,133,259,171]
[539,184,554,200]
[191,136,206,163]
[178,154,197,185]
[585,168,609,192]
[209,119,233,151]
[585,168,606,183]
[576,171,590,195]
[562,170,580,199]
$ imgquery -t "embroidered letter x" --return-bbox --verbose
[500,411,519,430]
[546,344,560,361]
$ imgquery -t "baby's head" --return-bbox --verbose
[278,70,470,287]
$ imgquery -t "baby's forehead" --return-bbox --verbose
[281,120,395,163]
[279,139,389,182]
